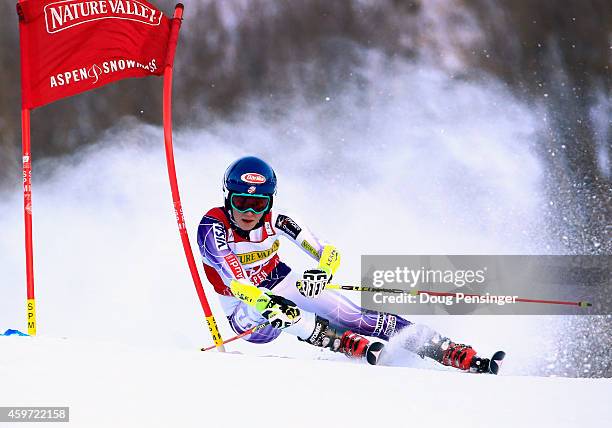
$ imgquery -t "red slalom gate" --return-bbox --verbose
[16,1,224,348]
[162,5,224,351]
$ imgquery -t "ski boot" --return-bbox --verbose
[419,336,505,374]
[303,316,385,365]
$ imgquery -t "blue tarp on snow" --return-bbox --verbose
[1,329,29,336]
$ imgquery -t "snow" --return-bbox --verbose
[1,336,610,428]
[0,39,608,427]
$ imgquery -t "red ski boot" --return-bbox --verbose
[420,337,505,374]
[338,331,385,365]
[441,342,478,370]
[338,331,370,358]
[304,316,385,365]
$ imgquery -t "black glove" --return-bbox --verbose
[257,293,302,329]
[297,269,330,298]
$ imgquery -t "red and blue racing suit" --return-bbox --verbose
[197,207,411,343]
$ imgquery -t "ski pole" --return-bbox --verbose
[200,321,270,352]
[327,284,406,294]
[326,284,592,307]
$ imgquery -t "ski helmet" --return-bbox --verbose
[223,156,277,218]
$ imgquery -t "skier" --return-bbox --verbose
[197,156,503,372]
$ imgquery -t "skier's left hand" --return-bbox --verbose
[256,293,302,329]
[297,269,330,298]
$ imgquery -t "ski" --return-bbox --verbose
[471,350,506,375]
[365,341,385,365]
[487,350,506,375]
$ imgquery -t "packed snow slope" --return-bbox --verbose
[1,336,610,428]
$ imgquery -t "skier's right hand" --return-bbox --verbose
[256,293,302,329]
[297,269,330,298]
[297,244,339,298]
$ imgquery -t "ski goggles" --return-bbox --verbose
[230,193,271,214]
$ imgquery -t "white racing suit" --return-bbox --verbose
[197,207,410,343]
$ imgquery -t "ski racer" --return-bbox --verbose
[197,156,503,372]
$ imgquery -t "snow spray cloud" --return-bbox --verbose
[6,47,596,375]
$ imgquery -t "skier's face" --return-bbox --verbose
[233,208,264,231]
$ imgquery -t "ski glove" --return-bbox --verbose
[297,245,340,298]
[229,280,301,329]
[256,293,302,329]
[297,269,330,298]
